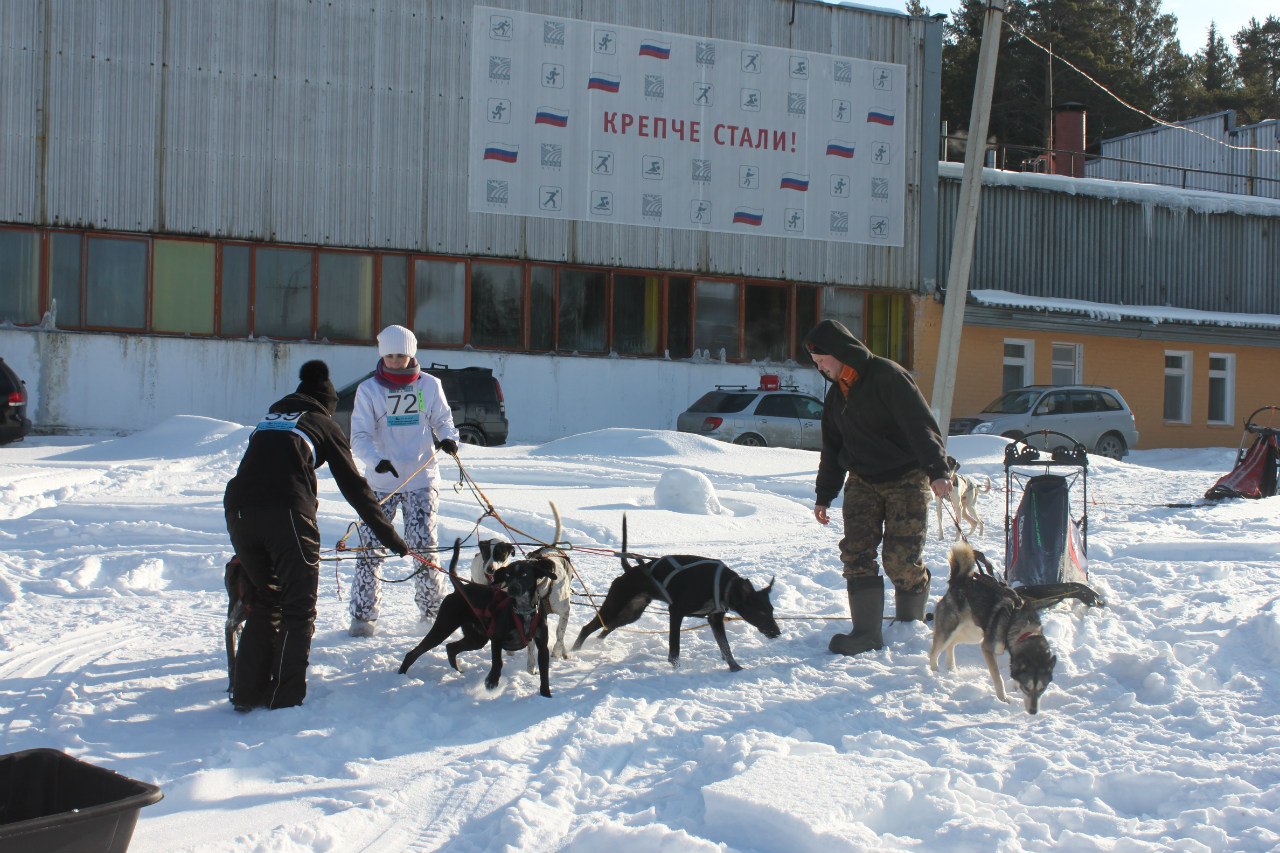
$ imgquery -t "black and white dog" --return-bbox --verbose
[573,519,780,671]
[929,542,1058,714]
[400,541,555,697]
[468,503,575,670]
[935,456,993,540]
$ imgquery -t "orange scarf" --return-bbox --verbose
[837,365,858,397]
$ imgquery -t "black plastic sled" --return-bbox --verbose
[1002,433,1104,610]
[1205,406,1280,501]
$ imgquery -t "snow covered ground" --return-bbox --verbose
[2,421,1278,852]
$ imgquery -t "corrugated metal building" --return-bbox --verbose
[920,162,1280,450]
[0,0,945,439]
[1084,111,1280,200]
[1,0,940,283]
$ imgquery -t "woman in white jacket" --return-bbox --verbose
[348,325,460,636]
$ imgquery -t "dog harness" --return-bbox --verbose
[448,573,543,649]
[643,556,729,617]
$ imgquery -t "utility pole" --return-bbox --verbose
[930,0,1007,440]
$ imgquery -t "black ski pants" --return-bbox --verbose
[226,506,321,709]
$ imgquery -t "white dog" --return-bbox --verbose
[935,462,993,540]
[469,503,575,670]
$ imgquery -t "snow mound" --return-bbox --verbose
[654,468,725,515]
[52,415,248,461]
[531,428,736,459]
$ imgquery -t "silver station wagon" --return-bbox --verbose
[948,384,1140,459]
[677,380,825,450]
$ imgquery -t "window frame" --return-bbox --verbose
[692,276,742,361]
[1206,352,1235,426]
[82,231,151,333]
[1003,338,1035,391]
[469,258,527,351]
[1051,341,1082,385]
[1163,349,1192,424]
[9,225,910,366]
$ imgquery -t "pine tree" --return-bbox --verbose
[1233,16,1280,123]
[940,0,1200,156]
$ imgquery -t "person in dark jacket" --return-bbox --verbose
[804,319,952,656]
[224,360,408,711]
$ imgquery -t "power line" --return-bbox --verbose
[1004,18,1280,155]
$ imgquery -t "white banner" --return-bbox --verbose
[468,7,907,246]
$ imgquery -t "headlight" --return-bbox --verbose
[974,422,994,434]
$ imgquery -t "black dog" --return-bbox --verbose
[399,541,556,697]
[573,526,780,671]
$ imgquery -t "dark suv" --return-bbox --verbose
[333,363,508,446]
[1,357,33,445]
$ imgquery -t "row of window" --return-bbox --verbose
[1165,351,1236,425]
[1001,339,1237,425]
[0,225,910,365]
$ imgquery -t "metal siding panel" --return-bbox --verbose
[938,171,1280,314]
[44,0,162,230]
[18,0,933,290]
[0,1,43,222]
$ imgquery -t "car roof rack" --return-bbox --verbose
[714,384,752,391]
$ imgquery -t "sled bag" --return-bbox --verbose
[1008,474,1088,587]
[1205,433,1280,500]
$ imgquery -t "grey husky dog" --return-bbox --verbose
[929,542,1057,714]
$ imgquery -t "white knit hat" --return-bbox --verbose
[377,324,418,358]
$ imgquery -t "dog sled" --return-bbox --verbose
[1205,406,1280,501]
[1001,433,1104,610]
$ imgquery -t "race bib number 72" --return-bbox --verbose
[386,391,424,427]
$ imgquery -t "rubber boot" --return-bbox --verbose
[894,570,930,622]
[828,575,884,656]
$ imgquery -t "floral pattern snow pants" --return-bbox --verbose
[349,486,444,623]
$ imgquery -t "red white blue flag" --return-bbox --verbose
[587,73,621,93]
[779,172,810,191]
[826,140,855,158]
[534,107,569,127]
[732,207,764,226]
[638,40,671,60]
[867,109,895,126]
[483,143,519,163]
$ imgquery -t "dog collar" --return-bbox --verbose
[1014,630,1040,644]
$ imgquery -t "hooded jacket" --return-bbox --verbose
[804,319,949,505]
[224,389,407,554]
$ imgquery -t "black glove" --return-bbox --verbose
[384,533,409,557]
[374,459,399,478]
[438,439,459,456]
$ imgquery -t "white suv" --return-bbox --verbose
[949,385,1139,459]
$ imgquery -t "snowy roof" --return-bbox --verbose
[938,161,1280,218]
[970,289,1280,331]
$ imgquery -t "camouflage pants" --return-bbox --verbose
[349,486,445,622]
[838,469,931,592]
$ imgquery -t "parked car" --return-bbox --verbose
[333,363,508,446]
[676,379,824,450]
[948,384,1138,459]
[0,357,33,445]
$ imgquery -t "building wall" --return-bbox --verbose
[1,0,939,288]
[0,326,823,442]
[1085,112,1280,200]
[918,307,1280,449]
[936,166,1280,315]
